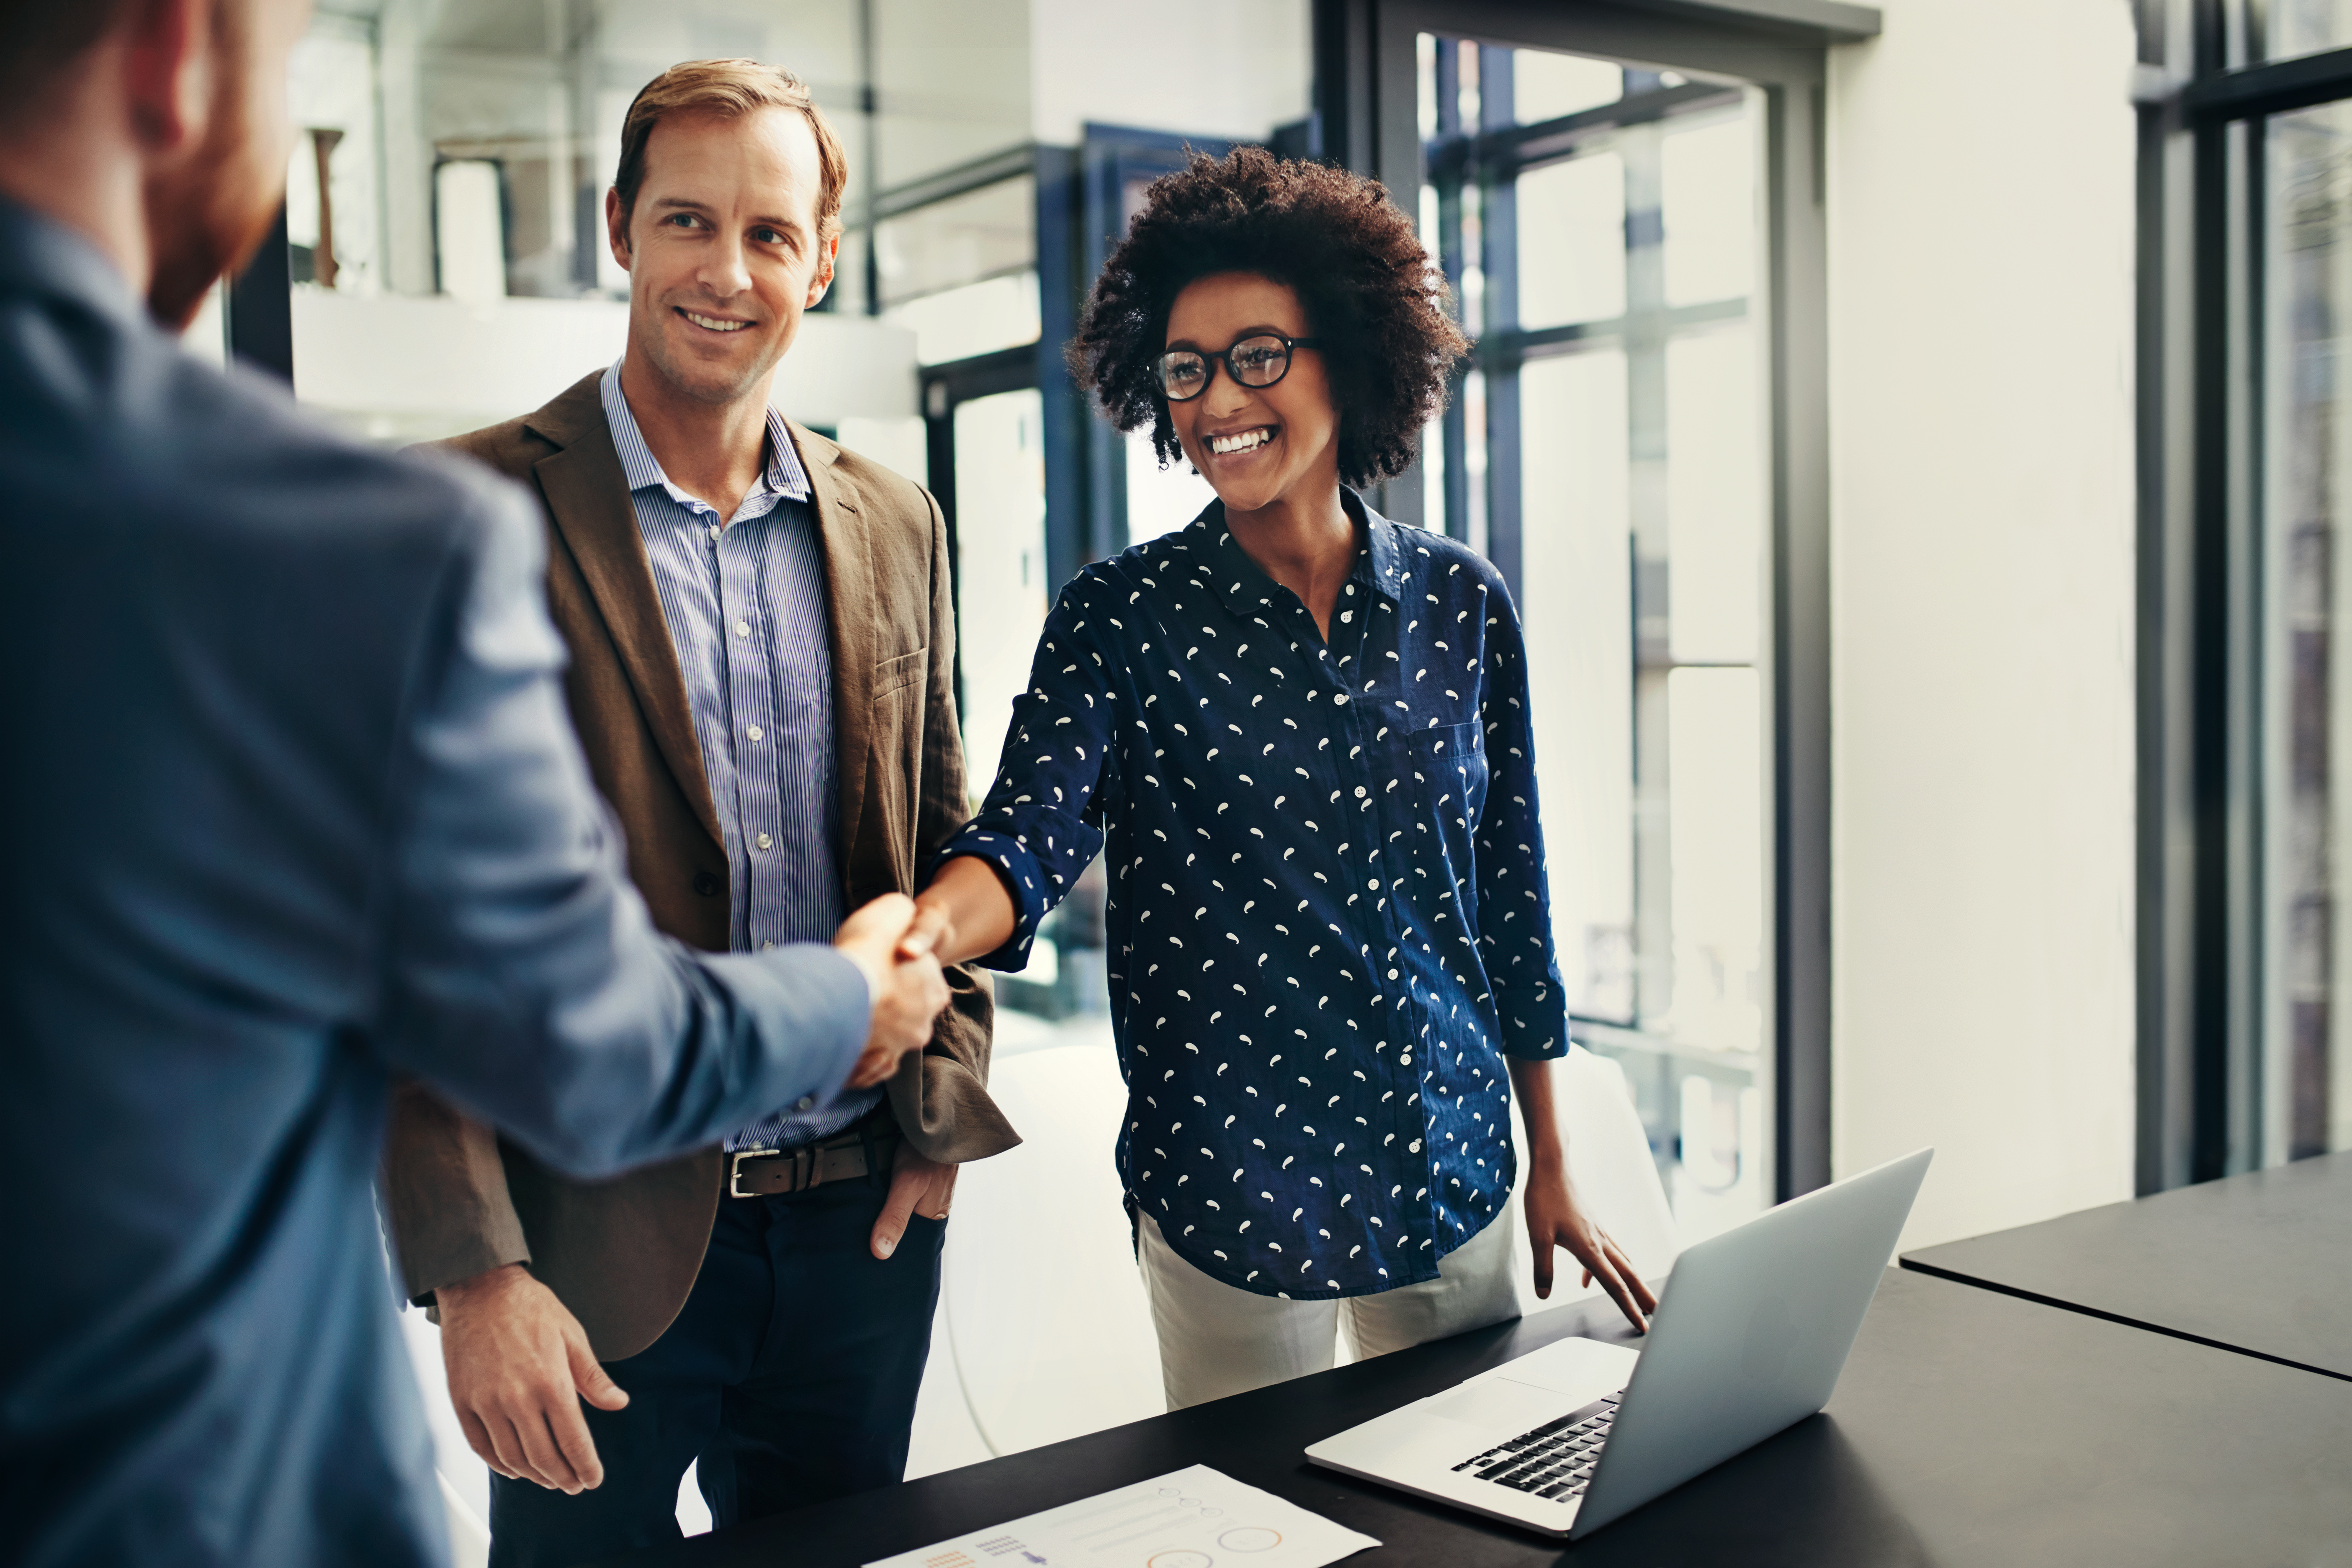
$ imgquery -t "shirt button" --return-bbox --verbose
[795,1095,816,1112]
[756,832,773,851]
[762,940,775,950]
[1366,877,1378,889]
[1355,786,1368,798]
[734,621,751,638]
[746,724,764,741]
[707,525,721,542]
[1334,694,1350,705]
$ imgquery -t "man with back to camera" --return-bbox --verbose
[0,4,955,1565]
[377,58,1016,1565]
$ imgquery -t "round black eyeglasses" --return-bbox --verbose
[1154,334,1321,402]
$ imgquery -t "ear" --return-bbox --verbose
[804,229,838,309]
[122,0,208,154]
[605,186,633,273]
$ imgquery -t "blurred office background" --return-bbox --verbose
[188,0,2352,1552]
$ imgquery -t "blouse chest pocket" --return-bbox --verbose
[1403,718,1490,832]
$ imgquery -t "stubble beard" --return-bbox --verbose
[636,301,787,410]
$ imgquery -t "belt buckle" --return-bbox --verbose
[728,1149,762,1199]
[728,1146,817,1198]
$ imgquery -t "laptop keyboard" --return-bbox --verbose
[1451,1394,1619,1501]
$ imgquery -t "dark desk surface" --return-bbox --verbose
[1903,1150,2352,1380]
[598,1269,2352,1568]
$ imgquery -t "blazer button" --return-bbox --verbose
[693,871,721,896]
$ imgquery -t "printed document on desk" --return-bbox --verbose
[863,1464,1380,1568]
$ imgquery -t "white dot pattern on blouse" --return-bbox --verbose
[940,494,1568,1300]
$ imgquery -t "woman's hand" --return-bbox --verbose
[1509,1055,1659,1333]
[1521,1157,1657,1332]
[899,855,1017,968]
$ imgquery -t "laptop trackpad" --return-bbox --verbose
[1428,1375,1568,1431]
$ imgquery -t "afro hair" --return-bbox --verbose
[1065,145,1469,488]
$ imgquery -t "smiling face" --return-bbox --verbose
[1163,271,1341,518]
[607,104,836,408]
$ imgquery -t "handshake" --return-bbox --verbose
[832,893,955,1089]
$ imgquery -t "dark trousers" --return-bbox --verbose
[486,1177,945,1568]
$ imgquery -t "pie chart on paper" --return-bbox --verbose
[862,1466,1377,1568]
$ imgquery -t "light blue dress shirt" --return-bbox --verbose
[598,364,878,1150]
[0,198,871,1568]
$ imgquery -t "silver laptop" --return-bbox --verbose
[1305,1147,1933,1540]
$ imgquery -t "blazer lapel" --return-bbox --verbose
[796,422,879,874]
[530,401,727,853]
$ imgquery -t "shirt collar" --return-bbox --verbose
[1359,489,1407,596]
[0,194,149,333]
[1199,486,1404,623]
[597,357,812,511]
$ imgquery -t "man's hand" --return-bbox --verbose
[434,1263,627,1493]
[870,1141,957,1259]
[1521,1159,1658,1333]
[834,893,950,1089]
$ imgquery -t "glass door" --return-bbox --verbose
[1418,35,1771,1236]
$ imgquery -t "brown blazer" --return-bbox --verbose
[379,370,1018,1360]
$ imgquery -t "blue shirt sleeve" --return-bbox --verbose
[934,574,1116,971]
[1472,577,1572,1059]
[371,478,872,1177]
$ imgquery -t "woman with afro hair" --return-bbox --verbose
[904,146,1654,1407]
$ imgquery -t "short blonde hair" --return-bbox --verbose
[613,59,849,246]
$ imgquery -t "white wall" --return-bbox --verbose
[1028,0,1310,147]
[1825,0,2140,1248]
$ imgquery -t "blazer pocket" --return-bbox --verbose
[874,646,927,699]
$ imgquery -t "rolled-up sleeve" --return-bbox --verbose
[1472,579,1571,1060]
[933,577,1116,971]
[372,477,871,1177]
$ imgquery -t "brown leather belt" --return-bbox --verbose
[727,1124,896,1199]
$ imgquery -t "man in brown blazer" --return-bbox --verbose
[379,59,1016,1566]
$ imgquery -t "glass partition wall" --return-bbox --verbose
[1416,33,1772,1236]
[277,0,1025,454]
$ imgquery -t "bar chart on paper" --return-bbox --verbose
[862,1465,1378,1568]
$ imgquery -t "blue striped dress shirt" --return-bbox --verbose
[600,361,878,1151]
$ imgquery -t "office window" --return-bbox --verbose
[2144,0,2352,1183]
[1417,36,1770,1235]
[950,389,1050,798]
[2263,100,2352,1161]
[2265,0,2352,64]
[877,178,1037,315]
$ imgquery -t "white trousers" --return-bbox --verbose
[1136,1210,1522,1410]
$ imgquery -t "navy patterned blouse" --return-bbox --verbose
[941,491,1568,1298]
